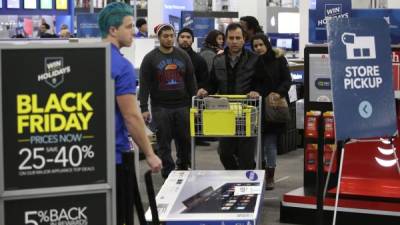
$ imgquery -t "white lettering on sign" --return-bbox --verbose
[344,65,383,90]
[318,13,349,26]
[393,52,400,63]
[326,7,341,17]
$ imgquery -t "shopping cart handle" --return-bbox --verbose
[145,170,160,225]
[209,94,248,99]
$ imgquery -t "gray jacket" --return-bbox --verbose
[199,47,217,72]
[206,48,259,95]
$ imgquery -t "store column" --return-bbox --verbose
[299,0,310,58]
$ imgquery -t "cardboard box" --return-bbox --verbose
[145,170,265,225]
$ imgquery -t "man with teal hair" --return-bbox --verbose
[98,3,162,225]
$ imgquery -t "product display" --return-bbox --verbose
[7,0,20,9]
[56,0,68,10]
[40,0,53,9]
[24,0,37,9]
[182,183,258,213]
[145,170,264,224]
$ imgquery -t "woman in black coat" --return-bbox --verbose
[199,30,225,72]
[251,34,292,190]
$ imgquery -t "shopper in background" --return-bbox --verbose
[197,23,260,170]
[199,29,225,72]
[38,23,54,38]
[59,29,71,38]
[177,27,210,146]
[177,28,209,92]
[139,24,197,179]
[59,24,71,38]
[251,33,292,190]
[135,18,148,38]
[240,16,263,51]
[98,3,162,225]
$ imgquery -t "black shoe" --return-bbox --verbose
[196,140,211,146]
[176,164,191,170]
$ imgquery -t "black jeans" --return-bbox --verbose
[116,159,134,225]
[151,106,191,178]
[218,137,256,170]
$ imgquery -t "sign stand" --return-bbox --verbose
[332,144,345,225]
[327,17,397,225]
[316,114,325,225]
[0,43,115,225]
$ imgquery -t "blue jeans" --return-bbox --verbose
[263,133,277,168]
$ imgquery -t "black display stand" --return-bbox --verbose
[0,43,116,225]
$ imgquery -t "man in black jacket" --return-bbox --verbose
[177,27,211,146]
[197,23,260,170]
[177,28,209,89]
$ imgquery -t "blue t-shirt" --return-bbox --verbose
[135,31,148,38]
[111,44,137,164]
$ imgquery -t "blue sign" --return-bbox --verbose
[193,17,214,38]
[316,0,351,29]
[181,11,194,29]
[246,171,259,181]
[169,15,181,33]
[327,18,397,140]
[77,13,100,38]
[163,0,193,24]
[310,9,400,43]
[181,11,214,38]
[352,9,400,45]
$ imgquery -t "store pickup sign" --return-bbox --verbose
[327,18,397,140]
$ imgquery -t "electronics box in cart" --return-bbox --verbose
[145,170,265,225]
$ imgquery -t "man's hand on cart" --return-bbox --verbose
[268,92,281,104]
[197,88,208,97]
[268,92,281,100]
[145,153,162,173]
[142,111,151,124]
[247,91,260,98]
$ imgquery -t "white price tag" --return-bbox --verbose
[233,185,262,196]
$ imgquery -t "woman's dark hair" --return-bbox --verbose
[136,18,147,29]
[251,33,275,59]
[41,23,50,30]
[203,29,224,49]
[240,16,263,34]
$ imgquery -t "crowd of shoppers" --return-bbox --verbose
[97,2,292,223]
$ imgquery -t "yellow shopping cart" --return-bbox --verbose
[190,95,262,169]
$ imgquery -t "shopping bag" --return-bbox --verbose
[204,97,229,109]
[264,94,290,123]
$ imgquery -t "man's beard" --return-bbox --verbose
[179,44,191,50]
[161,42,173,49]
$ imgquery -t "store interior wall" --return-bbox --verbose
[147,0,163,36]
[299,0,309,59]
[231,0,267,33]
[388,0,400,8]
